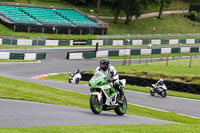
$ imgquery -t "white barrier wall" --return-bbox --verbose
[113,40,123,46]
[186,39,195,44]
[169,39,179,45]
[161,48,171,54]
[96,51,108,57]
[119,49,131,56]
[141,49,151,55]
[17,39,32,45]
[0,52,10,59]
[151,40,161,45]
[70,40,74,46]
[0,38,2,45]
[180,47,190,53]
[92,40,103,46]
[45,40,59,46]
[132,40,142,45]
[24,53,36,60]
[69,53,83,59]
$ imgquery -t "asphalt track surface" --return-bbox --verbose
[0,47,199,127]
[0,99,178,127]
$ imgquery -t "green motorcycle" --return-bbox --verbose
[89,71,127,115]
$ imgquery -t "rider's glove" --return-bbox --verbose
[104,77,111,83]
[106,79,112,83]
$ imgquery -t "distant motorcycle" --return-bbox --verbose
[68,72,81,84]
[150,83,167,98]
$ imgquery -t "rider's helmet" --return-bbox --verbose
[100,58,109,71]
[75,69,80,73]
[158,79,164,85]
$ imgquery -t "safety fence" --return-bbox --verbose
[1,38,200,46]
[66,46,200,59]
[81,73,200,94]
[0,52,46,60]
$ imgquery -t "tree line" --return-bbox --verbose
[66,0,174,24]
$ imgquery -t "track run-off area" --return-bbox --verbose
[0,47,199,127]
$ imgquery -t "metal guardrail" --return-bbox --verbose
[97,33,200,39]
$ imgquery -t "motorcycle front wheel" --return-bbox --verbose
[90,95,103,114]
[75,78,80,84]
[114,96,127,116]
[161,90,167,98]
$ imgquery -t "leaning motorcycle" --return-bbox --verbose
[150,84,167,98]
[89,71,127,115]
[68,73,81,84]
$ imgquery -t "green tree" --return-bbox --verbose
[123,0,149,25]
[110,0,124,24]
[158,0,172,19]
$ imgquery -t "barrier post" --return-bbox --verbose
[129,55,131,66]
[189,54,192,68]
[95,42,99,52]
[166,56,169,66]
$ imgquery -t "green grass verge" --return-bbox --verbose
[0,60,35,63]
[0,76,89,108]
[114,58,200,84]
[0,76,200,132]
[0,76,199,124]
[41,73,87,84]
[102,15,200,35]
[1,124,200,133]
[86,58,200,84]
[125,85,200,100]
[42,73,200,100]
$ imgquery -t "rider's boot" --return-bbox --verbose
[118,89,125,104]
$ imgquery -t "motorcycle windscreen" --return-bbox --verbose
[92,71,105,80]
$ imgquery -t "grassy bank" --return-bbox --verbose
[104,15,200,35]
[0,60,35,63]
[125,85,200,100]
[114,58,200,84]
[87,58,200,84]
[1,124,200,133]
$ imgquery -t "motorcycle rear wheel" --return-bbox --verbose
[114,96,127,115]
[90,95,103,114]
[150,89,155,96]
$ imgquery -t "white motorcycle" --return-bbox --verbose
[68,72,82,84]
[150,83,167,98]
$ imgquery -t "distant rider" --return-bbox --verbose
[154,79,165,91]
[95,58,125,103]
[70,69,81,79]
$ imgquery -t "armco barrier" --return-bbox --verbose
[66,46,200,59]
[81,73,200,94]
[0,52,46,60]
[1,38,200,46]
